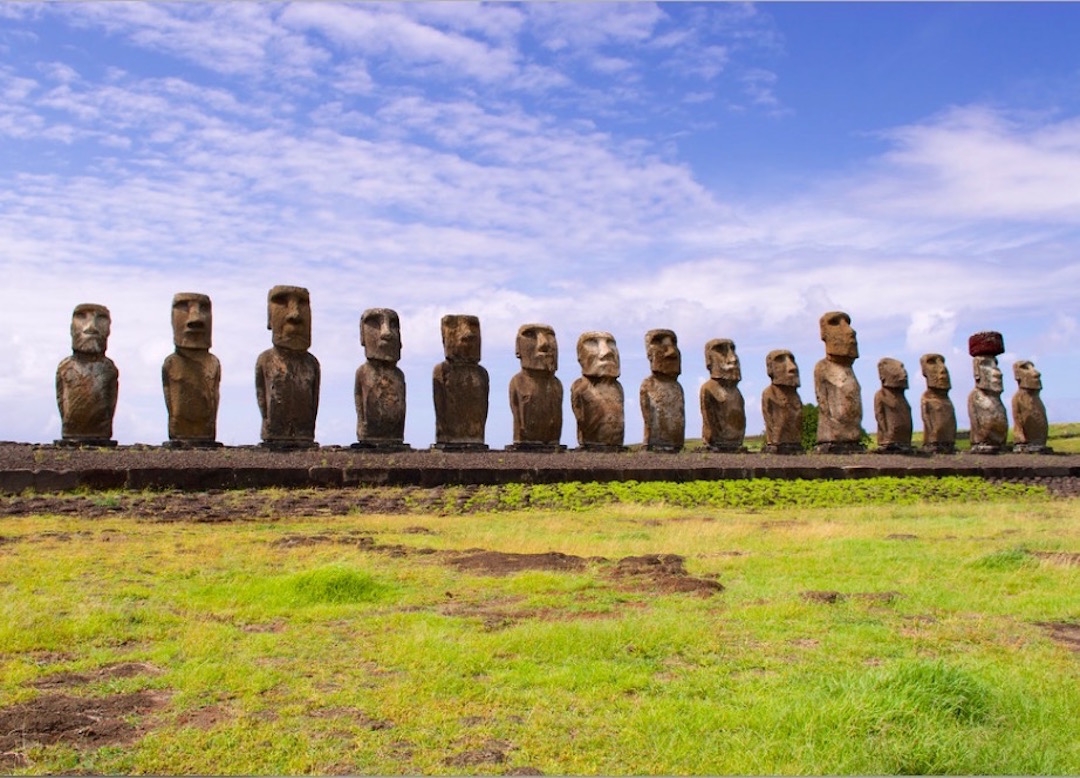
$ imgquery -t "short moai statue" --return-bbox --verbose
[700,338,746,453]
[639,329,684,453]
[432,314,489,451]
[571,331,625,451]
[162,293,221,448]
[967,331,1008,454]
[353,308,409,451]
[873,358,913,454]
[761,349,803,455]
[814,311,865,453]
[1011,360,1052,454]
[56,303,119,447]
[507,323,565,452]
[255,286,320,450]
[920,353,957,454]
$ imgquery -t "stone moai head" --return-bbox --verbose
[268,286,311,351]
[441,314,481,363]
[577,331,620,379]
[1013,360,1042,391]
[766,349,800,388]
[361,308,401,363]
[645,329,681,378]
[973,356,1004,394]
[920,353,951,391]
[878,357,908,389]
[71,303,111,355]
[705,338,740,383]
[172,293,212,350]
[516,323,558,373]
[820,311,858,361]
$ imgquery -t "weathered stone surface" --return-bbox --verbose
[640,329,684,452]
[814,311,864,453]
[700,338,746,453]
[354,308,408,450]
[255,286,319,449]
[968,353,1008,454]
[761,349,803,455]
[1012,359,1052,453]
[874,358,913,454]
[507,323,564,452]
[571,331,625,451]
[969,331,1005,357]
[55,303,118,446]
[920,353,957,454]
[162,293,220,447]
[432,314,489,451]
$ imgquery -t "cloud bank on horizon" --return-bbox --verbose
[1,2,1078,447]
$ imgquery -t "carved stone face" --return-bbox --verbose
[516,323,557,372]
[973,356,1004,394]
[705,339,740,382]
[172,293,212,350]
[268,286,311,351]
[441,314,481,363]
[1013,360,1042,391]
[920,353,951,391]
[878,358,908,389]
[766,349,800,388]
[820,311,858,360]
[361,308,401,363]
[645,329,680,378]
[71,303,111,355]
[577,331,620,379]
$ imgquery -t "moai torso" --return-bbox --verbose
[571,376,624,448]
[356,361,407,443]
[762,384,802,449]
[701,381,746,450]
[433,361,489,444]
[968,389,1008,449]
[509,370,563,445]
[874,388,912,450]
[921,390,957,448]
[1012,390,1048,448]
[163,350,220,441]
[256,347,320,442]
[57,354,118,441]
[640,375,685,451]
[814,359,863,445]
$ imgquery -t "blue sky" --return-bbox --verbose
[2,2,1079,447]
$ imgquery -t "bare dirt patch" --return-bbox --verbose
[446,550,590,576]
[801,590,901,605]
[443,739,515,767]
[32,662,160,690]
[611,554,724,596]
[802,590,846,604]
[1036,621,1080,652]
[1030,551,1080,566]
[175,704,230,731]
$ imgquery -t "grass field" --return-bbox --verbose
[2,477,1079,775]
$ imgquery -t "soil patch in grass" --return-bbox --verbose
[447,550,590,576]
[33,662,160,690]
[1030,551,1080,566]
[1036,621,1080,652]
[443,739,515,767]
[610,553,724,596]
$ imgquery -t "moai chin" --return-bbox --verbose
[353,308,410,451]
[432,314,489,451]
[700,338,746,453]
[813,311,865,453]
[967,331,1008,454]
[920,353,957,454]
[761,349,803,455]
[255,285,320,450]
[506,323,565,452]
[571,331,625,451]
[55,303,119,447]
[873,357,913,454]
[1011,359,1052,453]
[162,293,221,448]
[639,329,684,453]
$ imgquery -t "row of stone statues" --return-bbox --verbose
[54,289,1051,454]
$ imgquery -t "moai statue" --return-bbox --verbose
[873,358,913,454]
[432,314,489,451]
[162,293,221,448]
[920,353,957,454]
[571,331,625,451]
[640,329,685,453]
[507,323,565,452]
[814,311,865,453]
[55,303,118,447]
[1011,360,1052,454]
[255,286,320,450]
[353,308,409,451]
[761,349,803,455]
[700,339,746,453]
[967,331,1008,454]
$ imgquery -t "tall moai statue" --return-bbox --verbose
[507,323,565,452]
[639,329,684,453]
[255,285,320,450]
[814,311,865,453]
[1011,359,1052,453]
[354,308,409,451]
[920,353,957,454]
[432,314,489,451]
[967,331,1008,454]
[700,338,746,453]
[55,303,119,447]
[873,358,913,454]
[571,331,625,451]
[761,349,803,455]
[162,293,221,448]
